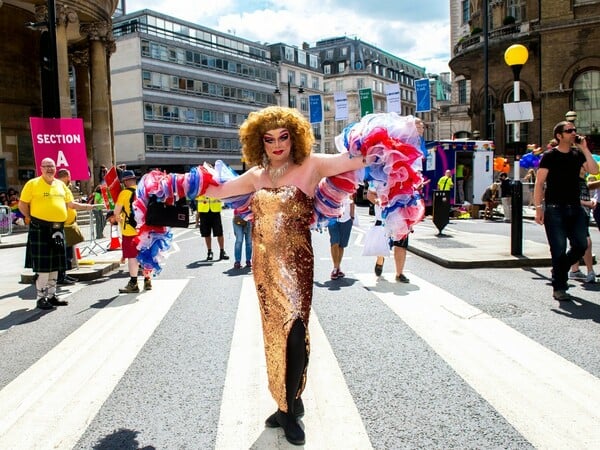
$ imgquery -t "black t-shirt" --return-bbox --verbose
[539,147,585,206]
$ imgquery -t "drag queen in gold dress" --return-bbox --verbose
[204,106,367,445]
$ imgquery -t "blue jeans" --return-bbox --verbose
[233,220,252,263]
[543,205,588,291]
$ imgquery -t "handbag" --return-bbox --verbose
[233,215,247,227]
[362,224,390,257]
[64,223,85,246]
[145,196,190,228]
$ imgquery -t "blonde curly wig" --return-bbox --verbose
[239,106,314,167]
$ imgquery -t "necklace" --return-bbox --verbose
[267,162,289,183]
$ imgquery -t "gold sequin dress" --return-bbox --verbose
[251,185,314,412]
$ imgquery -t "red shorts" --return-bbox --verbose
[121,235,139,259]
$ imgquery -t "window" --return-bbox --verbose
[507,0,526,22]
[324,64,331,75]
[573,70,600,136]
[284,46,295,62]
[458,79,467,104]
[461,0,469,25]
[338,62,346,73]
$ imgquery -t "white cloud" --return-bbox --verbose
[124,0,451,74]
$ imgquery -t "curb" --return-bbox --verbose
[20,261,122,284]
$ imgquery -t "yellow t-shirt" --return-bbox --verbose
[116,186,137,236]
[196,195,223,213]
[20,176,70,222]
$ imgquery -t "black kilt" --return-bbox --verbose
[25,217,67,273]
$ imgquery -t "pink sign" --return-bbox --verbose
[29,117,89,180]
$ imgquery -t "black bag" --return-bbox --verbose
[145,196,189,228]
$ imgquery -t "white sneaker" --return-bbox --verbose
[585,271,597,283]
[569,270,586,280]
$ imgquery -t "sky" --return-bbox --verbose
[124,0,451,75]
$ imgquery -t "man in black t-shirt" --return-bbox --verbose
[533,121,599,301]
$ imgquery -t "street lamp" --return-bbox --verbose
[274,82,304,108]
[504,43,529,257]
[565,110,577,123]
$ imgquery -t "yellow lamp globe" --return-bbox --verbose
[504,44,529,67]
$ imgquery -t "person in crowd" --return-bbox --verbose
[481,182,499,220]
[195,195,229,261]
[456,162,466,204]
[498,172,512,222]
[589,175,600,231]
[367,184,410,283]
[437,169,453,191]
[533,122,599,301]
[232,212,252,269]
[18,158,96,309]
[0,191,7,206]
[114,170,152,293]
[327,193,355,280]
[523,168,536,207]
[55,169,80,286]
[568,167,597,283]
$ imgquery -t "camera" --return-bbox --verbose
[575,135,584,144]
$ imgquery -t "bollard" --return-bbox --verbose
[433,190,450,235]
[511,180,523,256]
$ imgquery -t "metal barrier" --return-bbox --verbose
[0,205,12,243]
[78,208,108,256]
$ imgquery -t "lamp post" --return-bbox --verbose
[274,81,304,108]
[504,44,529,256]
[565,110,577,123]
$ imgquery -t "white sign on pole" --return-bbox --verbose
[503,101,534,123]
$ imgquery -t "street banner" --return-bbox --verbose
[415,78,431,113]
[29,117,89,180]
[359,88,374,117]
[309,94,323,124]
[385,83,401,113]
[334,91,348,121]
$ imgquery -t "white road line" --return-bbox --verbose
[356,272,600,449]
[216,277,372,450]
[0,280,186,450]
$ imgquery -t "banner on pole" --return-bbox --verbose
[415,78,431,113]
[385,83,401,113]
[334,91,348,121]
[359,88,374,117]
[309,95,323,123]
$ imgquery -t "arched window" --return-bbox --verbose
[573,70,600,135]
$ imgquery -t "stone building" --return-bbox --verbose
[450,0,600,160]
[0,0,120,192]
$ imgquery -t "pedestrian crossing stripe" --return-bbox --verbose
[0,280,187,450]
[356,272,600,449]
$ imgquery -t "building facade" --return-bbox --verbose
[450,0,600,160]
[310,37,434,154]
[111,10,279,173]
[0,0,119,192]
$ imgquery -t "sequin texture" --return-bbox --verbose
[251,186,314,412]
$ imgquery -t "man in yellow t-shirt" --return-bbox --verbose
[437,170,454,191]
[113,170,152,294]
[18,158,96,310]
[196,195,229,261]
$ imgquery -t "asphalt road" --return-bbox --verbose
[1,207,599,449]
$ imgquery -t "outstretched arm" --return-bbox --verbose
[204,167,259,199]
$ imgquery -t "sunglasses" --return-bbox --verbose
[563,128,577,133]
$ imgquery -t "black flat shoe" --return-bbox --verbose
[265,410,305,445]
[36,298,56,310]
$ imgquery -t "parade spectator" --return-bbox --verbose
[499,172,512,222]
[232,212,252,269]
[533,121,599,301]
[367,184,410,283]
[523,168,536,207]
[589,175,600,230]
[481,183,499,220]
[56,169,80,286]
[0,191,7,206]
[18,157,96,309]
[569,167,597,283]
[114,170,152,293]
[195,195,229,261]
[327,193,355,279]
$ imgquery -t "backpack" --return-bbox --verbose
[124,187,137,228]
